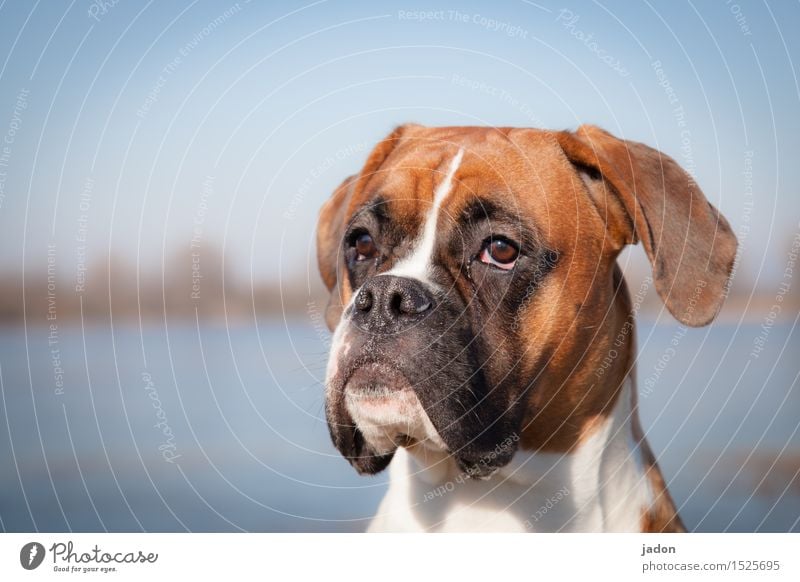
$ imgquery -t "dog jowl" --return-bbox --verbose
[315,124,736,530]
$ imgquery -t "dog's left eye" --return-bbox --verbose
[479,238,519,270]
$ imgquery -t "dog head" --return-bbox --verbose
[316,124,737,477]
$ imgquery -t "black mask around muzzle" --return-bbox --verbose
[326,275,525,478]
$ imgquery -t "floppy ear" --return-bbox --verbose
[317,175,357,293]
[555,124,738,327]
[316,125,409,329]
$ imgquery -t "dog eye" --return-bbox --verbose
[353,232,378,261]
[479,238,519,270]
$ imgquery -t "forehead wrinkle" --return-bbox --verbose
[446,191,542,256]
[383,148,465,282]
[386,153,462,227]
[401,162,436,221]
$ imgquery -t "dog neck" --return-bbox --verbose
[369,373,657,532]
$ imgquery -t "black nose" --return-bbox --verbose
[352,276,434,331]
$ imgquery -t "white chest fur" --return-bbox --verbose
[367,378,653,532]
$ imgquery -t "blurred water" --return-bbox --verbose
[0,319,797,532]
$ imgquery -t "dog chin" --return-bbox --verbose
[323,362,442,474]
[344,363,447,454]
[327,361,518,479]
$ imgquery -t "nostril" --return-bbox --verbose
[388,291,404,316]
[355,288,373,312]
[357,276,433,326]
[394,289,432,315]
[403,295,431,314]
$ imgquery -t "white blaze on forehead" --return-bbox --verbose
[387,148,464,282]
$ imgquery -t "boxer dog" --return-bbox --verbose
[316,124,737,532]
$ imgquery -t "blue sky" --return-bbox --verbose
[0,0,797,288]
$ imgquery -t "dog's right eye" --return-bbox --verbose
[350,232,379,261]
